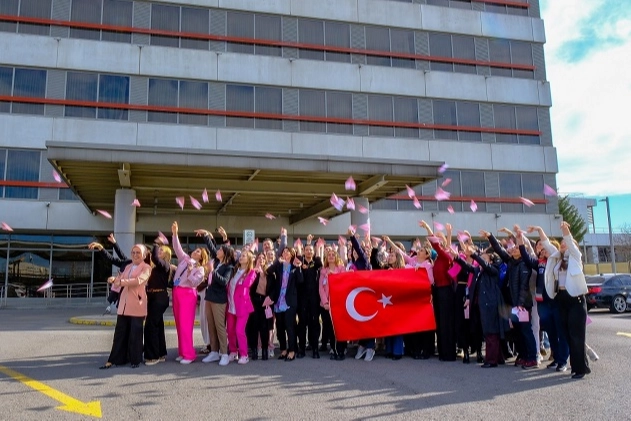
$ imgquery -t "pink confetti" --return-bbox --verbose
[317,217,329,226]
[1,222,13,232]
[470,200,478,213]
[349,225,357,233]
[346,197,355,210]
[294,238,303,248]
[447,205,455,214]
[406,185,415,198]
[215,190,222,202]
[433,221,445,231]
[158,231,169,245]
[438,163,449,174]
[97,209,112,219]
[543,184,557,197]
[330,193,345,212]
[434,187,451,201]
[357,204,369,214]
[202,188,209,203]
[175,197,185,210]
[457,231,470,243]
[190,196,202,210]
[359,223,371,233]
[345,176,356,191]
[441,178,452,187]
[338,235,347,245]
[37,278,53,292]
[371,236,382,244]
[265,213,276,220]
[53,171,62,183]
[520,197,535,207]
[413,197,422,209]
[131,199,141,207]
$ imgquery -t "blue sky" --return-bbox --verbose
[540,0,631,232]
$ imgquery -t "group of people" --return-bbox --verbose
[94,219,594,379]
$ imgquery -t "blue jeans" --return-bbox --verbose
[538,296,569,364]
[359,338,375,349]
[385,336,404,356]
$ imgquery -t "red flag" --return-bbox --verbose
[328,268,435,341]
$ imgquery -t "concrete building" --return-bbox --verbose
[0,0,560,301]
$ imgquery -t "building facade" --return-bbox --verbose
[0,0,560,301]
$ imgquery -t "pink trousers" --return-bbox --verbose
[226,312,249,357]
[173,287,198,360]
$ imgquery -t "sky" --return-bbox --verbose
[539,0,631,232]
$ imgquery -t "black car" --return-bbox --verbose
[590,274,631,314]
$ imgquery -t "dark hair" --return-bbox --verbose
[483,247,499,263]
[219,244,236,266]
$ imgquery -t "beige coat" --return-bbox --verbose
[115,262,151,317]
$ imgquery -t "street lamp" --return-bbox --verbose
[600,197,616,274]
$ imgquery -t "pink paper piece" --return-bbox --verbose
[413,197,422,209]
[37,278,53,292]
[543,184,557,197]
[520,197,535,207]
[457,231,470,243]
[294,238,303,248]
[349,224,357,233]
[406,185,415,198]
[586,315,593,326]
[175,197,185,210]
[447,205,455,214]
[346,197,355,210]
[52,171,62,183]
[438,163,449,174]
[441,178,452,187]
[433,221,445,231]
[470,200,478,213]
[371,236,382,244]
[190,196,202,210]
[1,222,13,232]
[97,209,112,219]
[215,190,222,202]
[359,223,371,233]
[434,187,451,201]
[338,235,347,245]
[330,193,345,212]
[317,217,329,226]
[265,213,276,220]
[202,188,209,203]
[131,199,141,207]
[345,176,356,191]
[158,231,169,245]
[357,204,368,214]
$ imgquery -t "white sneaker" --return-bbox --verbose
[202,351,220,363]
[364,349,375,362]
[268,349,275,358]
[179,359,193,365]
[237,356,249,365]
[229,352,238,361]
[175,356,183,362]
[257,348,262,358]
[144,359,159,366]
[355,345,367,360]
[219,354,230,366]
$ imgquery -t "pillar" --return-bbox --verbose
[113,189,137,259]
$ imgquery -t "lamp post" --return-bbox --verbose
[600,197,616,274]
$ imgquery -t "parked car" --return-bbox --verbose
[590,274,631,314]
[586,275,607,311]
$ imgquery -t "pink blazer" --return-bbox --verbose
[227,269,257,317]
[319,265,345,307]
[116,262,151,317]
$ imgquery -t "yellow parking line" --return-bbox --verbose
[616,332,631,338]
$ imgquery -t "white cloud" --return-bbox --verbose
[541,0,631,196]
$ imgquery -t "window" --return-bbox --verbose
[0,67,12,113]
[179,80,208,125]
[255,14,281,57]
[226,84,254,128]
[65,72,98,118]
[98,74,129,120]
[181,7,209,51]
[5,150,40,199]
[489,39,512,77]
[433,100,457,140]
[13,68,46,115]
[494,105,518,143]
[151,4,180,48]
[511,41,534,79]
[298,19,324,60]
[70,0,102,41]
[429,33,453,72]
[148,78,178,123]
[324,21,350,63]
[390,29,415,69]
[368,95,394,137]
[326,92,352,134]
[452,35,476,74]
[299,89,325,132]
[102,0,132,43]
[255,86,282,130]
[0,0,19,33]
[0,149,5,197]
[18,0,51,36]
[521,173,544,213]
[394,97,418,138]
[366,26,390,66]
[457,102,481,141]
[499,173,522,212]
[462,171,487,212]
[516,106,539,144]
[227,11,254,54]
[438,169,463,212]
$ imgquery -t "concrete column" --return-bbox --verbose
[114,189,137,258]
[350,197,370,234]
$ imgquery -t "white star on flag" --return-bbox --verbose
[377,293,393,308]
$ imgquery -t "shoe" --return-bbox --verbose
[297,351,305,359]
[477,355,484,364]
[385,352,393,359]
[99,362,113,370]
[285,352,295,362]
[547,361,558,369]
[175,356,183,362]
[556,363,568,372]
[481,363,498,368]
[144,359,159,366]
[572,373,585,379]
[522,360,539,370]
[103,305,111,315]
[392,355,402,361]
[258,348,263,359]
[355,346,367,360]
[268,349,275,358]
[229,352,238,361]
[586,347,599,362]
[219,354,230,366]
[336,354,346,361]
[540,347,548,357]
[202,351,220,363]
[262,349,269,361]
[419,352,430,360]
[515,358,525,367]
[312,350,320,359]
[131,364,140,369]
[364,348,375,362]
[158,356,166,363]
[319,345,328,352]
[180,359,193,365]
[278,352,288,360]
[238,356,249,365]
[250,351,258,361]
[463,355,470,364]
[330,353,337,360]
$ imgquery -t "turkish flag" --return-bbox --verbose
[329,268,435,341]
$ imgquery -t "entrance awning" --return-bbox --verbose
[47,142,442,225]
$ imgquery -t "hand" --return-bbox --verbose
[513,224,522,235]
[307,234,313,244]
[447,247,458,258]
[479,230,491,239]
[107,233,116,244]
[293,257,302,267]
[194,229,211,238]
[419,220,430,230]
[527,225,541,234]
[217,226,227,241]
[262,296,273,307]
[171,221,178,236]
[88,242,103,251]
[323,303,330,311]
[280,227,287,237]
[499,227,512,235]
[107,276,116,284]
[560,221,571,236]
[445,223,452,232]
[347,226,355,236]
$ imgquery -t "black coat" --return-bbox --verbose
[202,234,234,304]
[489,235,533,309]
[267,260,303,310]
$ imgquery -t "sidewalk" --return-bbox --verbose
[69,307,200,327]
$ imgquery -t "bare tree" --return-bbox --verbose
[614,223,631,262]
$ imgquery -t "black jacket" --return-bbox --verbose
[489,235,533,308]
[203,234,233,304]
[267,259,303,310]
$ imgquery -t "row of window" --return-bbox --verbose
[0,67,543,144]
[390,0,535,18]
[0,148,77,200]
[0,0,541,80]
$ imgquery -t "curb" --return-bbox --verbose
[69,317,200,327]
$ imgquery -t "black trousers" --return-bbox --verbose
[276,308,297,353]
[454,284,470,353]
[108,315,144,365]
[144,291,169,360]
[434,285,456,361]
[320,307,335,349]
[556,290,589,375]
[248,295,270,351]
[297,296,322,352]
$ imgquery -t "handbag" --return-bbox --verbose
[264,305,273,319]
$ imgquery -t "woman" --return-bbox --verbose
[319,247,347,360]
[226,249,258,364]
[100,244,151,369]
[196,229,235,366]
[379,242,406,360]
[248,253,276,360]
[143,238,172,365]
[268,246,303,361]
[543,221,590,379]
[171,221,208,365]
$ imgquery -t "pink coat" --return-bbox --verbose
[227,269,257,317]
[319,265,345,307]
[115,262,151,317]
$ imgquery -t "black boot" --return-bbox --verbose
[261,349,268,361]
[312,350,320,359]
[463,353,470,364]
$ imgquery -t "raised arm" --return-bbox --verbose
[560,221,582,263]
[349,231,369,268]
[529,225,557,256]
[89,242,128,269]
[171,221,190,263]
[418,220,434,236]
[195,229,218,259]
[482,231,510,263]
[150,243,171,273]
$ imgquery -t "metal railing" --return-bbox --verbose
[0,283,109,308]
